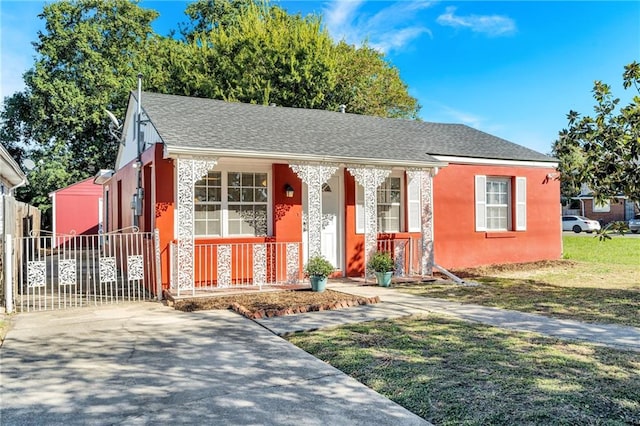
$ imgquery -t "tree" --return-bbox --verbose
[553,62,640,206]
[176,1,419,117]
[1,0,158,223]
[1,0,420,227]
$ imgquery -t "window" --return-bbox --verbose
[486,178,510,230]
[475,175,526,231]
[593,200,610,213]
[194,170,269,237]
[356,175,403,233]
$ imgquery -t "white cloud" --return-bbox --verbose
[436,6,516,37]
[322,0,434,53]
[440,105,484,129]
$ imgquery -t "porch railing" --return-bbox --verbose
[171,241,303,294]
[377,236,424,276]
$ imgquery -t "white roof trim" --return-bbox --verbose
[433,155,557,168]
[0,144,27,188]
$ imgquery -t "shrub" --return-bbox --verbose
[367,251,394,273]
[304,256,334,278]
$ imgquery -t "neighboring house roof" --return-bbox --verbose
[0,143,27,189]
[48,177,102,197]
[135,91,555,167]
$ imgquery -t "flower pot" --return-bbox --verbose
[309,275,327,292]
[375,271,393,287]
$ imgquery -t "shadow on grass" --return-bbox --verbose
[289,314,640,425]
[394,277,640,328]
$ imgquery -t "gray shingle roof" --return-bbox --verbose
[138,91,555,165]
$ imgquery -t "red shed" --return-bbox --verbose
[50,177,103,246]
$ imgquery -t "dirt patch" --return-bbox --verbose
[173,289,380,319]
[448,260,578,278]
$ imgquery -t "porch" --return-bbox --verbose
[168,237,429,297]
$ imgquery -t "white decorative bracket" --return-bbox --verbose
[176,157,218,294]
[407,169,434,276]
[346,166,391,271]
[289,162,339,258]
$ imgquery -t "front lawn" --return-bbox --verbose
[288,314,640,425]
[395,237,639,327]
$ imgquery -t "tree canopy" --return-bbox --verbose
[553,62,640,206]
[1,0,420,227]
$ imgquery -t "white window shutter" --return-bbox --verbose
[407,176,421,232]
[356,184,364,233]
[475,175,487,231]
[516,177,527,231]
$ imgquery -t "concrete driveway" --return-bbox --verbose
[1,303,428,425]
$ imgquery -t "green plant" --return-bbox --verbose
[595,220,629,241]
[367,251,394,273]
[304,255,334,278]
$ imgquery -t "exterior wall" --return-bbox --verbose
[432,163,562,269]
[579,198,626,224]
[52,178,103,236]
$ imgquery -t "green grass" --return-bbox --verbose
[288,315,640,426]
[562,235,640,265]
[394,236,639,327]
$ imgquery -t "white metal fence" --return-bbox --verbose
[10,229,159,312]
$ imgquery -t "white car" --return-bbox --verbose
[562,215,601,233]
[629,214,640,234]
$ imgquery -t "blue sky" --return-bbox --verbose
[1,1,639,156]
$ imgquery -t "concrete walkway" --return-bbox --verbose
[1,303,428,425]
[255,281,640,352]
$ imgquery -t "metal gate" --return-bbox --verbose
[10,228,160,312]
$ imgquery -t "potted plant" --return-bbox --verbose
[304,255,334,292]
[367,251,394,287]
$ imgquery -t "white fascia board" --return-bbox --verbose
[114,94,137,170]
[164,145,447,169]
[0,145,27,187]
[433,155,557,169]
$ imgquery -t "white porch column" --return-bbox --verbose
[346,166,391,270]
[289,162,339,258]
[176,157,218,294]
[407,169,435,276]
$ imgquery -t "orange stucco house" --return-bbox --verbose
[101,91,561,295]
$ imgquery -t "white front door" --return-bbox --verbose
[302,174,343,272]
[321,175,341,269]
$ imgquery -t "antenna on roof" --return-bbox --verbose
[105,109,123,141]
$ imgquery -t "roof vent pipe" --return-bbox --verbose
[339,104,346,113]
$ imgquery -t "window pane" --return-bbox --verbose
[194,221,207,236]
[256,173,268,187]
[255,188,268,202]
[228,187,240,202]
[228,172,241,187]
[228,220,241,235]
[390,177,400,190]
[241,173,254,187]
[208,188,221,202]
[241,188,254,202]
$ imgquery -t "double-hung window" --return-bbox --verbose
[194,170,269,237]
[475,175,526,231]
[356,175,403,233]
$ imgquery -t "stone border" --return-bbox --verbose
[231,296,381,320]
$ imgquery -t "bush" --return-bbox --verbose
[304,256,334,278]
[367,251,394,273]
